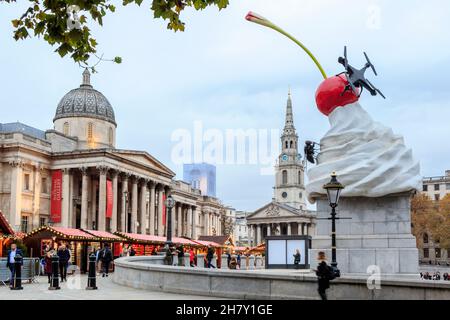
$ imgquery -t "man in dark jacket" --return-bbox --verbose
[6,243,23,288]
[57,244,71,282]
[206,245,215,268]
[315,251,334,300]
[100,244,113,277]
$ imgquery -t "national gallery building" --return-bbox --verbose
[0,70,225,239]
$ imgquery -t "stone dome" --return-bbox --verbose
[54,69,116,126]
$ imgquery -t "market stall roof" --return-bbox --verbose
[23,226,98,241]
[0,210,15,237]
[83,229,124,242]
[115,232,200,246]
[191,239,221,247]
[234,246,250,252]
[197,235,235,247]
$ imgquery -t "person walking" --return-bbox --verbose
[206,245,215,268]
[100,244,113,277]
[6,243,23,288]
[189,248,195,267]
[315,251,334,300]
[177,245,185,267]
[226,251,232,268]
[57,244,71,282]
[129,245,136,257]
[236,253,242,270]
[44,250,53,283]
[293,249,301,269]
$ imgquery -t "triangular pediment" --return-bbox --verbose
[247,202,301,221]
[111,149,175,177]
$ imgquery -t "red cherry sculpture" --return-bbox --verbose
[315,74,360,116]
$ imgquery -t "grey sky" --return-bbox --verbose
[1,0,449,212]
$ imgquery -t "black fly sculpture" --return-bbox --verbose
[338,46,385,99]
[304,141,320,165]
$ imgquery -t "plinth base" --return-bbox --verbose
[311,194,419,275]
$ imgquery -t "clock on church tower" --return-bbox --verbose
[274,91,306,210]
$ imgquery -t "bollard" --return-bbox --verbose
[10,254,23,290]
[86,253,97,290]
[49,254,60,290]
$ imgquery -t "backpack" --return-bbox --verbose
[327,265,337,281]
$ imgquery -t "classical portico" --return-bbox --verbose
[247,202,315,246]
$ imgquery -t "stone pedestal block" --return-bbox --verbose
[221,254,229,269]
[248,255,255,270]
[312,194,419,275]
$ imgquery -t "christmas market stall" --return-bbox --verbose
[23,226,99,273]
[114,232,200,256]
[82,230,125,258]
[196,235,235,268]
[0,210,15,257]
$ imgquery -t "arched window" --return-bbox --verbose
[282,170,288,185]
[63,122,69,136]
[290,141,293,148]
[298,171,302,184]
[87,122,94,140]
[108,127,114,145]
[423,233,429,244]
[285,141,288,149]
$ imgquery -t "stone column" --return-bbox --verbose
[120,173,129,232]
[97,166,108,231]
[149,181,155,235]
[287,223,292,236]
[32,164,42,229]
[131,177,138,233]
[192,206,197,239]
[301,223,305,235]
[306,223,310,236]
[256,225,261,245]
[139,180,147,234]
[89,175,97,230]
[177,204,182,237]
[157,185,164,236]
[80,167,89,229]
[9,160,23,230]
[61,168,71,227]
[171,202,176,238]
[111,171,118,232]
[187,206,193,238]
[266,224,271,237]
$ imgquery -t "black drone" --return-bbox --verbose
[304,141,320,165]
[338,46,385,99]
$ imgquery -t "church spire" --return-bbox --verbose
[283,89,296,134]
[81,68,92,87]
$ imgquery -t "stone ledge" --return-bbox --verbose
[112,256,450,300]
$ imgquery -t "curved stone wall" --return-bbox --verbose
[112,256,450,300]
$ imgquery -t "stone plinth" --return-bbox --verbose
[311,194,419,275]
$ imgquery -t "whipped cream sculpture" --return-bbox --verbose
[246,12,421,201]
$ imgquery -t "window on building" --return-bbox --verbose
[423,248,429,258]
[282,170,288,185]
[446,183,450,190]
[63,122,70,135]
[108,127,114,145]
[39,217,46,227]
[290,141,293,148]
[298,171,302,184]
[423,185,428,192]
[435,194,440,201]
[87,122,94,140]
[24,173,30,191]
[299,192,303,199]
[434,184,440,191]
[41,177,48,194]
[435,248,441,259]
[21,215,29,233]
[285,141,288,149]
[423,233,429,243]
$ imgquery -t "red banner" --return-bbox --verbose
[162,193,166,227]
[50,170,63,223]
[106,179,113,218]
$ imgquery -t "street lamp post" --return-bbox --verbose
[323,172,345,278]
[164,194,176,249]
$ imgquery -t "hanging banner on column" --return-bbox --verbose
[106,179,113,218]
[162,193,167,227]
[50,170,63,223]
